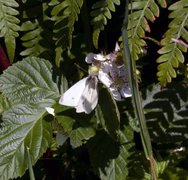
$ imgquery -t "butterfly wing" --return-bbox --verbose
[76,76,98,114]
[59,77,88,107]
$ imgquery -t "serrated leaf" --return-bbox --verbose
[0,57,59,104]
[0,100,54,180]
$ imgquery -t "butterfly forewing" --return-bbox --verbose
[59,77,88,107]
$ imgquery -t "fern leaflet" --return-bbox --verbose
[20,20,45,57]
[50,0,83,49]
[0,0,20,63]
[90,0,120,49]
[128,0,166,61]
[157,0,188,86]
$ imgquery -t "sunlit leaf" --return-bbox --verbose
[0,57,59,104]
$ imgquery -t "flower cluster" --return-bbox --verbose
[86,43,131,101]
[59,43,131,114]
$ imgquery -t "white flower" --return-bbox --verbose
[98,62,131,100]
[85,43,132,101]
[85,53,106,64]
[59,76,98,114]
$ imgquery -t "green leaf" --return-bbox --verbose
[0,57,59,179]
[0,57,59,104]
[156,0,167,8]
[88,127,133,180]
[96,87,120,139]
[50,0,83,49]
[0,0,20,62]
[0,100,54,180]
[56,109,96,148]
[157,0,188,86]
[20,20,45,57]
[0,94,11,115]
[142,83,188,144]
[127,0,161,61]
[91,0,120,48]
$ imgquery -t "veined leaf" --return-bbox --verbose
[0,100,54,180]
[0,57,59,179]
[91,0,120,48]
[0,94,11,115]
[157,0,188,86]
[0,57,59,104]
[0,0,20,62]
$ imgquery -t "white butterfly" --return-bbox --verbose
[59,76,98,114]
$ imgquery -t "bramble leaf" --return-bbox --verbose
[0,101,54,180]
[0,57,59,179]
[0,57,59,104]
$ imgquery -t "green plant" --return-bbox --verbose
[0,0,187,179]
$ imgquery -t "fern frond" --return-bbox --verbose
[20,2,57,63]
[0,0,20,63]
[20,20,45,57]
[128,0,165,61]
[50,0,83,49]
[157,0,188,86]
[90,0,120,49]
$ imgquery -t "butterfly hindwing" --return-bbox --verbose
[76,77,98,114]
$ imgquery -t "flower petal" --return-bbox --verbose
[109,86,122,101]
[85,53,95,64]
[93,54,106,61]
[120,84,132,98]
[98,70,113,88]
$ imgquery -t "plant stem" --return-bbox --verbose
[121,1,157,179]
